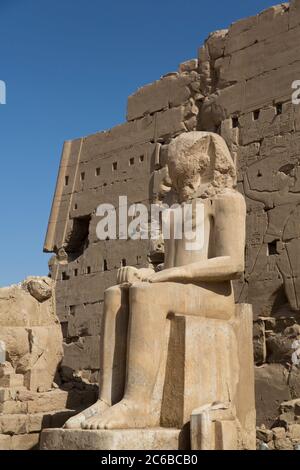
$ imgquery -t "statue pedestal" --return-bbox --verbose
[40,304,256,450]
[40,428,188,450]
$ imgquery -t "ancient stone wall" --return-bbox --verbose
[45,1,300,437]
[44,65,201,387]
[0,278,97,449]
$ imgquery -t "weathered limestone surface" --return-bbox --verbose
[0,278,96,449]
[0,277,63,391]
[42,132,254,450]
[44,0,300,443]
[40,428,186,451]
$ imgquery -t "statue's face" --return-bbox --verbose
[168,151,209,201]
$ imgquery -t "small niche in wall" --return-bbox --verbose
[74,268,78,277]
[103,259,108,271]
[96,167,101,176]
[253,109,260,121]
[232,116,239,128]
[121,258,127,267]
[129,157,134,166]
[61,322,68,338]
[276,103,283,115]
[74,203,78,210]
[86,266,91,274]
[268,241,278,256]
[80,172,85,181]
[139,155,144,162]
[112,162,118,171]
[65,175,69,186]
[69,305,76,315]
[62,271,70,281]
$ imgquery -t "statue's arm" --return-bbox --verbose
[150,192,246,283]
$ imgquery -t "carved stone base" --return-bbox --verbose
[40,428,189,450]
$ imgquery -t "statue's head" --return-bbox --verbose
[167,131,236,201]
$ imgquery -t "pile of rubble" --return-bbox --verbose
[0,277,97,449]
[257,398,300,450]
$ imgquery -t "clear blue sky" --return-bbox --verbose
[0,0,278,286]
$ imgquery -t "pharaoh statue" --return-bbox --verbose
[62,132,255,450]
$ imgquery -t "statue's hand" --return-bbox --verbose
[117,267,141,284]
[117,267,155,284]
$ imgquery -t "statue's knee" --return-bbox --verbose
[129,282,152,302]
[104,286,121,308]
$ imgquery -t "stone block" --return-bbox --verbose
[0,414,28,435]
[0,374,24,388]
[274,437,294,450]
[0,400,27,414]
[155,106,186,139]
[288,423,300,439]
[160,305,255,449]
[26,390,68,414]
[280,398,300,414]
[27,413,50,433]
[0,435,11,450]
[225,5,288,55]
[11,433,39,450]
[40,428,187,450]
[256,426,273,442]
[205,30,228,60]
[272,426,286,439]
[179,59,198,73]
[127,75,192,121]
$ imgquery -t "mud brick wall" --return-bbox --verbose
[45,1,300,429]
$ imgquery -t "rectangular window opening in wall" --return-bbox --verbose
[276,103,283,115]
[103,259,108,271]
[80,172,85,181]
[112,162,117,171]
[129,157,134,166]
[96,167,101,176]
[253,109,260,121]
[86,266,91,274]
[61,322,68,338]
[62,271,69,281]
[69,305,76,315]
[268,241,278,256]
[121,258,127,267]
[232,116,239,128]
[139,155,144,163]
[74,203,78,210]
[74,268,78,277]
[65,175,69,186]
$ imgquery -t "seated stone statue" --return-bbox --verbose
[64,131,247,435]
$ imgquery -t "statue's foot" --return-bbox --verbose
[64,399,110,429]
[82,399,158,429]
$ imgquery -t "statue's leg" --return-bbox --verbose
[83,281,234,430]
[65,285,129,429]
